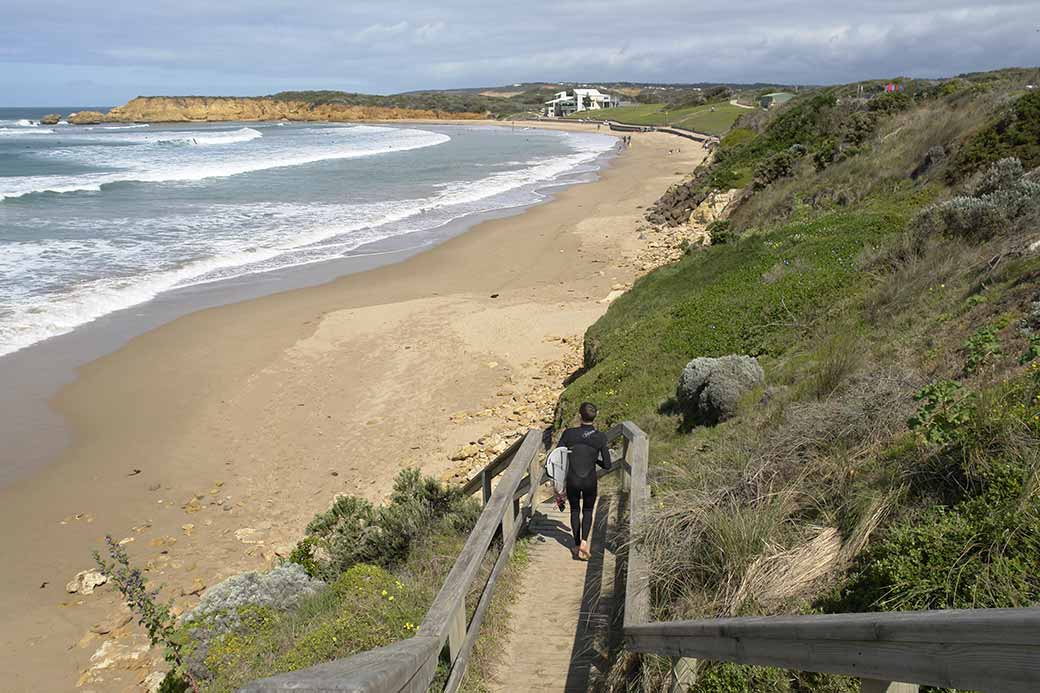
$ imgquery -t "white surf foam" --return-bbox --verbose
[0,126,450,199]
[0,127,54,136]
[153,127,263,146]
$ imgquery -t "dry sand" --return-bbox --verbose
[0,122,705,691]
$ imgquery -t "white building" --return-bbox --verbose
[544,88,620,117]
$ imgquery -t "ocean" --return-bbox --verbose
[0,108,616,358]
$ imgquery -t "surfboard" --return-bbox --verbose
[545,446,569,496]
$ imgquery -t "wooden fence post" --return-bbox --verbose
[621,436,631,494]
[501,500,515,557]
[481,469,492,506]
[526,455,541,514]
[670,657,698,692]
[860,681,918,693]
[448,601,466,662]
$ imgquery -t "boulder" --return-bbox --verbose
[67,110,105,124]
[690,188,740,224]
[66,569,108,595]
[450,443,479,461]
[676,355,764,425]
[40,113,61,125]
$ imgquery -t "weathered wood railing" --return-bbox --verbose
[614,424,1040,693]
[243,420,1039,692]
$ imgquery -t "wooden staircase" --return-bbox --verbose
[488,495,618,692]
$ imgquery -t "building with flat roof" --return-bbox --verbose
[759,92,795,109]
[544,88,620,117]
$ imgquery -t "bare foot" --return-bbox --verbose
[579,541,590,560]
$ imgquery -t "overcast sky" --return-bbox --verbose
[2,0,1038,106]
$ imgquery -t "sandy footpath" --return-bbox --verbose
[0,122,704,691]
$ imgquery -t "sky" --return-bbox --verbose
[1,0,1038,106]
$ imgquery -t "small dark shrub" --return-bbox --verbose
[867,91,913,115]
[907,380,972,445]
[752,146,807,188]
[707,219,735,245]
[951,90,1040,178]
[290,469,479,579]
[962,326,1003,374]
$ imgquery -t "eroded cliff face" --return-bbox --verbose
[99,97,486,123]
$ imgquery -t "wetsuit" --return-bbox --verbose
[554,424,612,546]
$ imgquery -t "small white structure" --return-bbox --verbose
[544,88,620,117]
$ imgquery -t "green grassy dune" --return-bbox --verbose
[566,101,746,135]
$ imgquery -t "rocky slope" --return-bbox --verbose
[83,97,486,124]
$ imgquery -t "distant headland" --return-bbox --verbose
[62,95,487,124]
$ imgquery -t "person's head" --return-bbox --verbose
[578,401,598,424]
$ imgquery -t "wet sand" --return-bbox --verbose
[0,122,704,691]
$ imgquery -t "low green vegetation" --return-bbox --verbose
[560,69,1040,691]
[98,469,488,692]
[565,101,746,136]
[457,540,531,693]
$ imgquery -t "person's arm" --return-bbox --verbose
[597,435,612,471]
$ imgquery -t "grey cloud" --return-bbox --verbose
[1,0,1038,105]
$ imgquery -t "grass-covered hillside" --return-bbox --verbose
[559,67,1040,691]
[566,101,747,136]
[270,86,565,119]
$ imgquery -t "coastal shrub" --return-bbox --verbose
[290,468,479,579]
[907,381,972,445]
[183,563,324,633]
[197,564,428,691]
[569,73,1040,688]
[951,90,1040,178]
[752,147,804,188]
[911,157,1040,242]
[179,564,324,681]
[867,90,914,115]
[93,536,198,691]
[913,196,1007,241]
[707,219,734,245]
[962,326,1003,374]
[826,374,1040,613]
[967,157,1024,196]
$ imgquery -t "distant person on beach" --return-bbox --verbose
[552,402,612,560]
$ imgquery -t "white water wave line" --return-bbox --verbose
[0,129,451,200]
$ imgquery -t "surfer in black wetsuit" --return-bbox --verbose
[553,402,612,560]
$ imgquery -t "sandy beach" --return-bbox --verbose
[0,122,704,691]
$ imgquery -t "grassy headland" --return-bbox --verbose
[559,67,1040,690]
[566,101,747,135]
